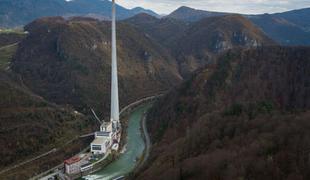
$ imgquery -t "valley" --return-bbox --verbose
[0,15,182,179]
[0,1,309,180]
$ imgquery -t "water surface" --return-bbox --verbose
[83,104,151,180]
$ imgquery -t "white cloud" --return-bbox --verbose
[115,0,310,14]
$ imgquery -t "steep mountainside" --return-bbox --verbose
[11,17,182,118]
[137,47,310,180]
[0,71,95,170]
[0,0,158,28]
[172,15,275,76]
[273,8,310,32]
[125,13,189,47]
[166,6,310,46]
[126,14,275,77]
[248,13,310,45]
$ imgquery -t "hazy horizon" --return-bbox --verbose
[116,0,310,15]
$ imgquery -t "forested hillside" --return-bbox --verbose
[11,17,182,118]
[127,14,275,77]
[137,47,310,180]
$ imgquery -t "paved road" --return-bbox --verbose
[39,171,59,180]
[140,111,151,168]
[119,93,164,115]
[0,42,19,50]
[0,148,57,175]
[80,133,95,138]
[1,94,163,179]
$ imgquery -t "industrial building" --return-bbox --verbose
[91,132,112,154]
[64,156,81,175]
[90,0,121,156]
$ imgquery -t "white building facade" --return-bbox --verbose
[91,137,111,155]
[91,123,113,154]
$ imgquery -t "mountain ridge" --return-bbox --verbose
[0,0,159,28]
[126,13,275,77]
[165,6,310,45]
[166,6,228,22]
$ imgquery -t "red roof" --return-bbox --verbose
[64,156,81,165]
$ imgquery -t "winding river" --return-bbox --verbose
[83,104,152,180]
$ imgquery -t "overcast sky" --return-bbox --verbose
[116,0,310,15]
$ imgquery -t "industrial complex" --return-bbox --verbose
[63,0,121,177]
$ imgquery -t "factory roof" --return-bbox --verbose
[91,136,110,145]
[64,156,81,165]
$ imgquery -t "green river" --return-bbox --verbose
[83,104,152,180]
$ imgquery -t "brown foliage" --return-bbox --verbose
[11,17,182,118]
[138,47,310,180]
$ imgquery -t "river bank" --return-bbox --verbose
[24,94,162,179]
[83,103,153,180]
[81,95,162,179]
[132,110,152,174]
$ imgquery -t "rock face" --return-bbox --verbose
[172,15,270,77]
[127,14,275,77]
[11,17,182,118]
[137,47,310,180]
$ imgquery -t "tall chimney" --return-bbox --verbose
[110,0,120,131]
